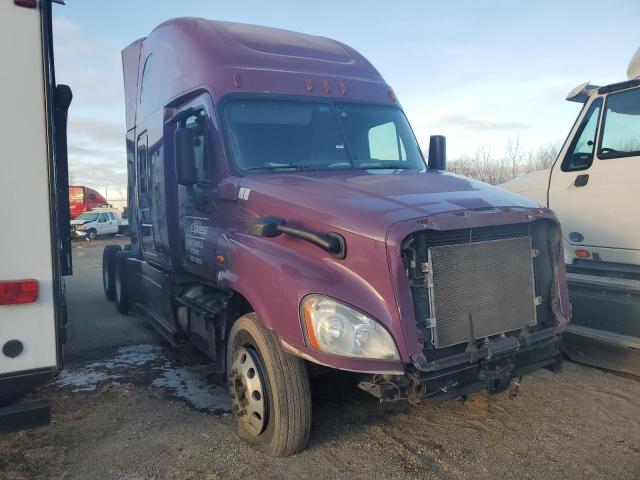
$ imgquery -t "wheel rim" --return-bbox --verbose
[230,346,267,437]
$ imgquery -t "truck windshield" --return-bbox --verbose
[76,212,99,222]
[223,99,425,172]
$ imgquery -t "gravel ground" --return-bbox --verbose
[1,239,639,479]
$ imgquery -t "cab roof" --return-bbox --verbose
[123,18,396,130]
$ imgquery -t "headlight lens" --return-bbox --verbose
[76,225,85,231]
[301,295,399,361]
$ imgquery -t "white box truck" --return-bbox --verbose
[501,48,640,375]
[0,0,71,428]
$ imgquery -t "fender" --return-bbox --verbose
[214,231,407,374]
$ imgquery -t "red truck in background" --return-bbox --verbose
[68,186,107,219]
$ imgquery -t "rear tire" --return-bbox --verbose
[102,245,121,301]
[114,252,130,314]
[227,313,311,457]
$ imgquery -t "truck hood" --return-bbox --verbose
[499,169,550,207]
[70,219,90,226]
[240,169,539,242]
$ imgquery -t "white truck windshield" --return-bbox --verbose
[600,88,640,158]
[76,212,100,222]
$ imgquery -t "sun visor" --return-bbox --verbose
[566,82,600,103]
[628,47,640,80]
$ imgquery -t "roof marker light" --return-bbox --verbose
[338,82,347,95]
[233,73,241,88]
[305,79,313,92]
[388,89,397,102]
[322,80,331,94]
[0,280,39,305]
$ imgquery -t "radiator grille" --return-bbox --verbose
[429,236,537,348]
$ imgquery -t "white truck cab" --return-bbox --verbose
[503,67,640,268]
[71,208,121,240]
[501,48,640,375]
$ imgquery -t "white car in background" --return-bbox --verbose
[71,209,120,240]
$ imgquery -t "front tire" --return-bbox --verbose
[86,229,97,241]
[227,313,311,457]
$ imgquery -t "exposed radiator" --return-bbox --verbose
[426,236,537,348]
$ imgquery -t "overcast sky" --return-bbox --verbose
[52,0,640,199]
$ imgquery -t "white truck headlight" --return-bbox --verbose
[301,295,399,361]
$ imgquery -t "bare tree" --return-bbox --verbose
[448,141,561,185]
[505,133,522,178]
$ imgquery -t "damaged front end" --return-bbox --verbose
[359,208,570,404]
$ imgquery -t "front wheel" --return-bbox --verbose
[86,229,97,241]
[227,313,311,457]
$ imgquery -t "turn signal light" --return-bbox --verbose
[0,280,39,305]
[575,249,591,259]
[302,299,320,350]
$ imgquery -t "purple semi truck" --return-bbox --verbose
[103,18,571,456]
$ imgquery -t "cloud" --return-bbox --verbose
[68,160,127,197]
[53,16,127,191]
[68,117,125,147]
[435,113,530,132]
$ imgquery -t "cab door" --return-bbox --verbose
[168,93,219,277]
[549,87,640,265]
[106,212,118,234]
[95,213,109,235]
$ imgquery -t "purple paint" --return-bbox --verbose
[119,18,569,377]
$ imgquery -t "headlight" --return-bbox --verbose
[301,295,399,361]
[76,225,85,231]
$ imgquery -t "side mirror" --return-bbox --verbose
[428,135,446,170]
[175,127,196,185]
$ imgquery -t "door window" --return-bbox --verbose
[562,98,602,171]
[138,138,148,194]
[98,214,107,223]
[108,212,116,221]
[179,111,213,182]
[599,88,640,159]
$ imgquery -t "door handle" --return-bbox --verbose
[574,174,589,187]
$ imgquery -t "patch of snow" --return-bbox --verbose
[56,343,230,412]
[152,365,231,412]
[87,344,161,369]
[56,369,118,392]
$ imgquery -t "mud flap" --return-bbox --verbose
[0,399,51,432]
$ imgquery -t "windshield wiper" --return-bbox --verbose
[356,164,413,170]
[244,164,315,173]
